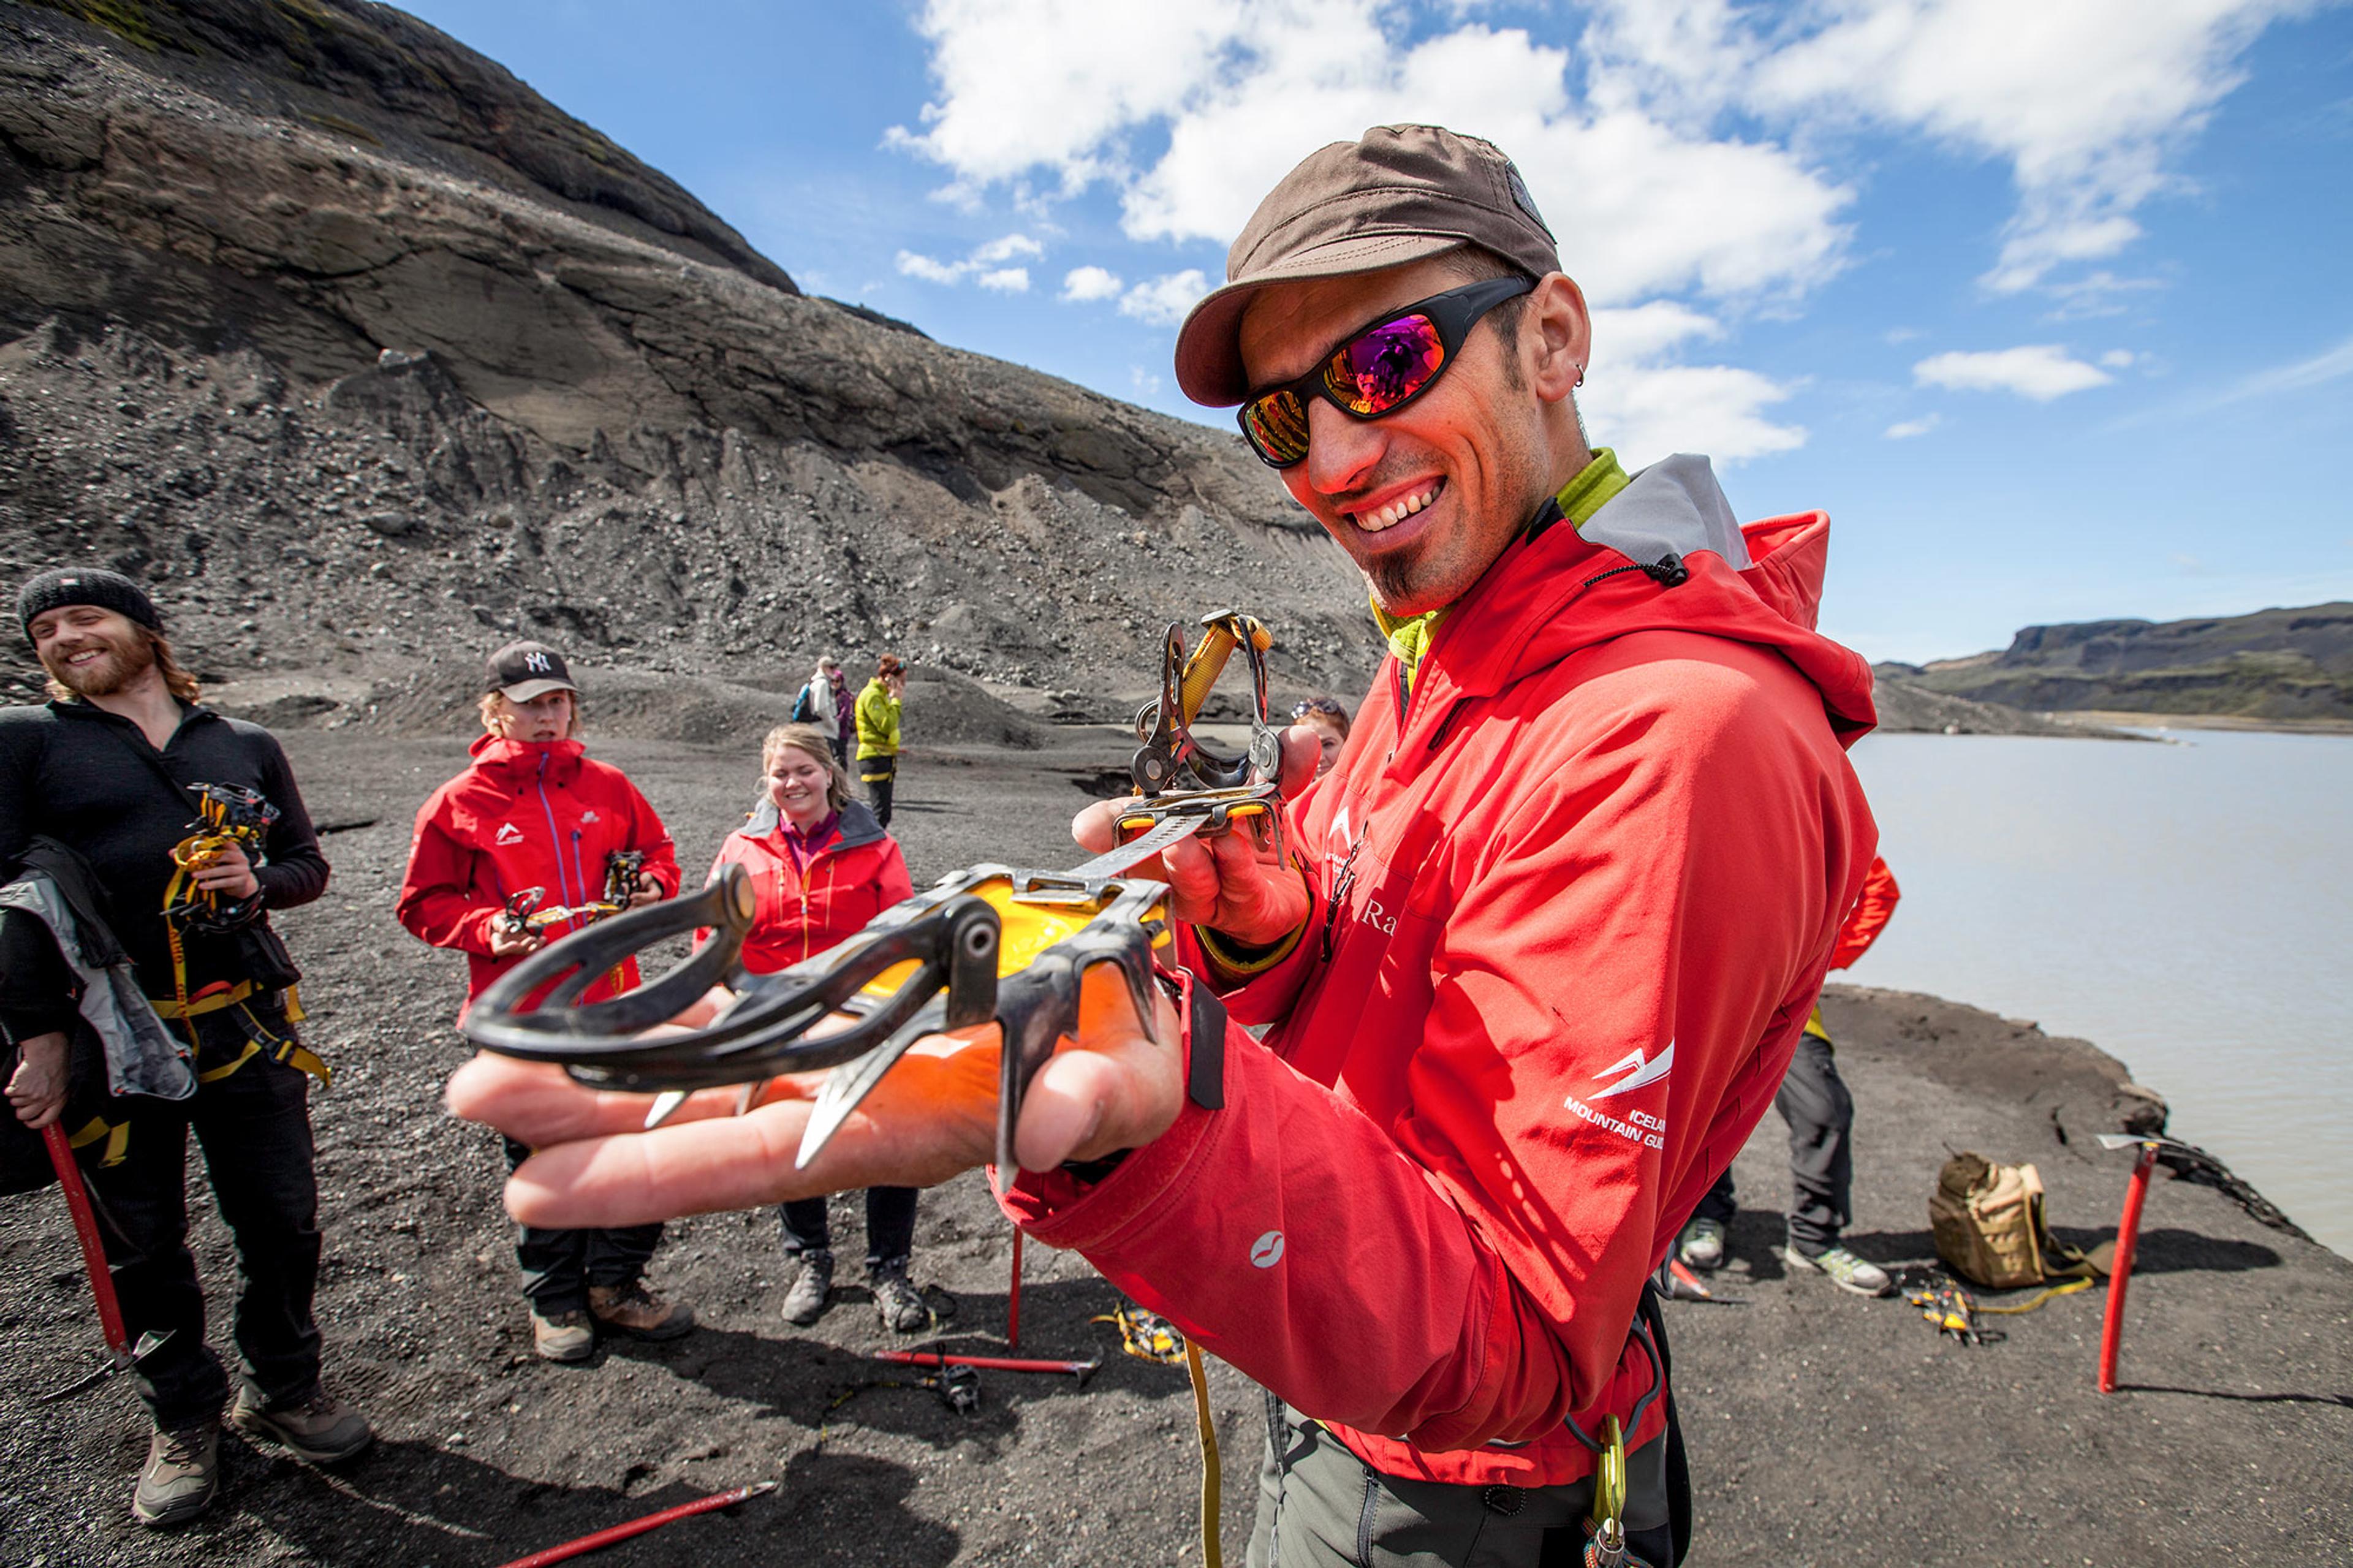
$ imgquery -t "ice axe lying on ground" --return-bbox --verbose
[35,1119,169,1403]
[458,608,1287,1173]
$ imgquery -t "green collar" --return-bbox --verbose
[1373,447,1629,684]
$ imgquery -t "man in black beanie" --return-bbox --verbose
[2,569,371,1528]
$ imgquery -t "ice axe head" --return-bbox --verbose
[37,1329,172,1404]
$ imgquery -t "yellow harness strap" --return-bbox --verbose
[150,979,259,1020]
[67,1114,131,1167]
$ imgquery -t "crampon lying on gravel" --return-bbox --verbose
[459,610,1287,1173]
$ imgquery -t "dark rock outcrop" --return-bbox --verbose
[0,0,1373,714]
[1903,602,2353,722]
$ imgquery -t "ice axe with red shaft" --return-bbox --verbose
[37,1120,169,1402]
[2096,1131,2196,1393]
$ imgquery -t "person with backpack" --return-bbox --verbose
[396,640,692,1363]
[790,656,845,768]
[2,567,370,1528]
[699,722,950,1331]
[854,654,905,829]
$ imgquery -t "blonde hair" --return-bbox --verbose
[761,722,851,812]
[478,689,584,738]
[42,627,199,704]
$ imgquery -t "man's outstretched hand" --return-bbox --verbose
[445,963,1183,1229]
[1070,723,1324,945]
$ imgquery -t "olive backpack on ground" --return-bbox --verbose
[1930,1152,2105,1289]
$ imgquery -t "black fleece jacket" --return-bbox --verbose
[0,699,327,1012]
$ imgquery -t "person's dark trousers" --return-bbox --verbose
[501,1137,663,1312]
[860,756,896,830]
[778,1186,918,1270]
[82,1007,323,1431]
[1691,1028,1855,1255]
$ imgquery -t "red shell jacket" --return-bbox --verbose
[999,455,1879,1488]
[704,800,912,974]
[396,736,680,1017]
[1828,855,1899,971]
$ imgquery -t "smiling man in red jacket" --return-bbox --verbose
[449,126,1878,1566]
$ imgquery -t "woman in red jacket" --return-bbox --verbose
[704,722,947,1332]
[396,641,694,1362]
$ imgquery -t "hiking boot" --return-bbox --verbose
[1677,1216,1727,1271]
[871,1263,954,1333]
[782,1249,835,1327]
[231,1385,374,1464]
[532,1307,596,1362]
[588,1282,695,1341]
[132,1420,220,1528]
[1783,1244,1893,1297]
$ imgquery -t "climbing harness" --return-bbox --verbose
[461,608,1286,1175]
[1563,1316,1668,1568]
[159,783,276,1049]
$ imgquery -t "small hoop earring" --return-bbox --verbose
[1573,363,1586,388]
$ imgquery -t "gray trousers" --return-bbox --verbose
[1694,1028,1854,1253]
[1245,1396,1676,1568]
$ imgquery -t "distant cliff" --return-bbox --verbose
[0,0,1372,718]
[1885,602,2353,723]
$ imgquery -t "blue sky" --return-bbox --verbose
[396,1,2353,664]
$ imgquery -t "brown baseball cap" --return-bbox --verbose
[1174,124,1561,407]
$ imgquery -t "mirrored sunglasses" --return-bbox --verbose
[1237,276,1534,469]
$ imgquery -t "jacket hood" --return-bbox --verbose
[737,795,890,852]
[1423,453,1875,740]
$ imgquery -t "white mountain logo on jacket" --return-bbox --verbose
[1588,1042,1673,1100]
[495,823,525,846]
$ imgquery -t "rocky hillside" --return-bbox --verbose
[1889,602,2353,722]
[0,0,1375,719]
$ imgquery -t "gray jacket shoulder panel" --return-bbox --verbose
[1579,453,1751,571]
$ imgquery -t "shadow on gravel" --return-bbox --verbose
[230,1437,958,1566]
[1846,1226,2282,1276]
[2114,1384,2353,1409]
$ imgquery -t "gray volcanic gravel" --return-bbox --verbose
[2,730,2347,1566]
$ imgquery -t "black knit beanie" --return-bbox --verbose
[17,567,163,644]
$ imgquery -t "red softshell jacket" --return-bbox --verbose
[1828,856,1899,971]
[705,800,912,975]
[1000,455,1879,1488]
[396,736,680,1016]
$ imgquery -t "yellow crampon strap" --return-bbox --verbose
[150,979,260,1020]
[67,1114,131,1167]
[1186,1338,1223,1568]
[1976,1276,2095,1314]
[1092,1301,1188,1365]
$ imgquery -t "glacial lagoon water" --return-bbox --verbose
[1843,727,2352,1257]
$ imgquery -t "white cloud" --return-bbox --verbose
[1914,345,2113,401]
[972,232,1045,264]
[1060,265,1124,301]
[1591,301,1720,362]
[1885,414,1941,439]
[889,1,1853,311]
[895,249,964,284]
[1583,0,2303,293]
[2099,349,2138,369]
[2224,333,2353,400]
[1131,365,1164,396]
[1585,361,1805,467]
[1118,269,1210,326]
[894,233,1050,288]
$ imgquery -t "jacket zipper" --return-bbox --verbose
[532,754,575,907]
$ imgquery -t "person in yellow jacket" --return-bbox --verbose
[854,654,904,829]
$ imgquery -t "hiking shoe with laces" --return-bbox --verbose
[132,1420,220,1528]
[532,1307,596,1362]
[782,1249,835,1327]
[1784,1244,1893,1297]
[231,1385,373,1464]
[588,1282,695,1341]
[1677,1216,1727,1271]
[871,1265,948,1333]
